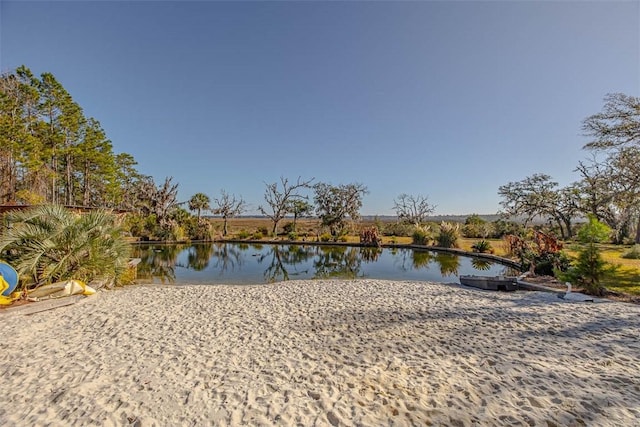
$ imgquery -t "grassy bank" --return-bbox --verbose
[562,244,640,296]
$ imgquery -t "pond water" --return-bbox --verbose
[132,243,516,285]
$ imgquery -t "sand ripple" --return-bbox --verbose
[1,280,639,426]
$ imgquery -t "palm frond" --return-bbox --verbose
[0,205,131,287]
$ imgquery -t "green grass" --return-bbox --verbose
[565,244,640,296]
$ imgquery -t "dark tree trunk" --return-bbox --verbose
[82,160,90,206]
[554,218,567,240]
[65,153,73,205]
[562,217,573,239]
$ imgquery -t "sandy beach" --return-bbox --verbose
[1,280,639,426]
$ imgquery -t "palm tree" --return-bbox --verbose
[0,205,131,287]
[188,192,211,222]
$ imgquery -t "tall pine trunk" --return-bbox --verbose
[65,152,73,205]
[51,155,57,204]
[82,160,91,206]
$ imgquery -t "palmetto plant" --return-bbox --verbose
[0,205,131,288]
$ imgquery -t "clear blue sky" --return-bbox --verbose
[1,1,638,215]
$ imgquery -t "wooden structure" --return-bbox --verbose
[459,275,518,291]
[0,204,129,215]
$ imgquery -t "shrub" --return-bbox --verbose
[436,222,460,248]
[237,230,250,239]
[187,220,214,241]
[412,227,431,245]
[558,216,611,296]
[360,227,382,247]
[382,222,415,237]
[320,233,332,242]
[0,205,131,287]
[622,244,640,260]
[123,212,159,240]
[287,232,298,240]
[471,240,493,253]
[506,231,569,275]
[155,221,187,241]
[492,219,524,239]
[535,251,571,276]
[463,215,493,238]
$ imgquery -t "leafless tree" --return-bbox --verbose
[393,193,436,227]
[259,176,314,236]
[213,190,246,236]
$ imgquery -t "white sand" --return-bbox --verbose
[1,280,639,426]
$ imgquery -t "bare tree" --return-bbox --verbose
[259,176,314,236]
[393,193,436,227]
[213,190,246,236]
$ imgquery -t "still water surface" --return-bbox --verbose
[132,243,514,285]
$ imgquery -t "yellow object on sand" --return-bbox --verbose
[0,276,11,305]
[27,280,96,300]
[79,281,96,296]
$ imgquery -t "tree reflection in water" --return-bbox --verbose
[434,253,461,277]
[257,245,315,282]
[393,248,433,271]
[133,243,507,284]
[412,250,433,269]
[471,257,492,271]
[186,244,214,271]
[209,242,243,275]
[131,244,185,283]
[360,247,382,263]
[313,246,362,279]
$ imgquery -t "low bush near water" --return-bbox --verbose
[471,240,493,253]
[320,233,332,242]
[436,222,460,248]
[622,245,640,260]
[236,229,250,239]
[412,227,431,245]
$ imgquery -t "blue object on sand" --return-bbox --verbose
[0,262,18,296]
